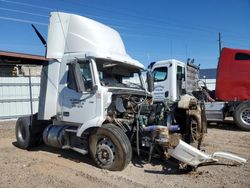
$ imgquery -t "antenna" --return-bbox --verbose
[31,24,47,56]
[31,24,47,48]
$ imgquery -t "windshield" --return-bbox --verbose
[96,59,144,89]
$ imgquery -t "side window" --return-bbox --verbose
[67,60,93,92]
[235,53,250,60]
[153,67,168,82]
[79,61,93,92]
[177,65,185,80]
[79,61,92,81]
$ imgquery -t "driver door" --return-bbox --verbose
[61,59,96,124]
[152,66,169,101]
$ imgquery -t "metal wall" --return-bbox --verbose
[200,79,216,90]
[0,74,40,119]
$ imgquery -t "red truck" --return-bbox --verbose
[205,47,250,130]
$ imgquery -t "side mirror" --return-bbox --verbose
[146,71,154,92]
[92,85,98,92]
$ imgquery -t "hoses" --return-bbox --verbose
[136,116,140,157]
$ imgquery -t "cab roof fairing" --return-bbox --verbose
[46,12,144,70]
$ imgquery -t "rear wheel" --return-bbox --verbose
[89,124,132,171]
[234,102,250,131]
[15,117,37,149]
[15,114,48,149]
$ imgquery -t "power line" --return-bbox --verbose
[0,7,49,18]
[0,0,54,10]
[0,7,230,44]
[0,5,205,39]
[1,10,248,48]
[2,0,250,41]
[63,0,250,39]
[1,8,249,48]
[0,16,47,26]
[2,0,247,39]
[1,1,250,53]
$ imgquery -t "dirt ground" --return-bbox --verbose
[0,120,249,188]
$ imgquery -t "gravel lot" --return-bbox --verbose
[0,120,249,188]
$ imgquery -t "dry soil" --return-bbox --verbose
[0,120,249,188]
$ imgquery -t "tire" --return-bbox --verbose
[15,116,37,149]
[234,102,250,131]
[189,116,202,149]
[89,124,132,171]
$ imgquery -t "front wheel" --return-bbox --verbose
[89,124,132,171]
[190,116,203,149]
[234,102,250,131]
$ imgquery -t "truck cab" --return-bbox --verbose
[39,12,147,125]
[205,47,250,130]
[17,12,148,170]
[216,48,250,101]
[148,59,199,102]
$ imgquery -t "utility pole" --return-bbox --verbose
[218,32,222,56]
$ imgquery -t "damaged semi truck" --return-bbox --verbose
[15,12,244,171]
[149,51,250,131]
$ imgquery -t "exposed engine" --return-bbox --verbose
[107,95,163,128]
[104,93,205,161]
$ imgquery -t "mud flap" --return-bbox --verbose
[168,140,247,167]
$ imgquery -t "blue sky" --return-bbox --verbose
[0,0,249,68]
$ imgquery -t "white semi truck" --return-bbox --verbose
[149,51,250,131]
[148,59,199,102]
[15,12,245,171]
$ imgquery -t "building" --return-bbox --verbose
[199,68,217,91]
[0,51,46,119]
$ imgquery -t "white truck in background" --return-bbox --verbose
[148,59,199,102]
[148,50,250,131]
[15,12,246,172]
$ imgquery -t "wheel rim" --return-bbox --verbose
[190,117,202,149]
[17,124,26,142]
[240,108,250,126]
[191,119,198,142]
[96,138,116,167]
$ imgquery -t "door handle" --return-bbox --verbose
[63,112,70,117]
